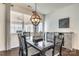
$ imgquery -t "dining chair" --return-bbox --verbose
[46,32,55,43]
[17,31,28,56]
[45,32,64,56]
[33,32,43,43]
[17,31,22,56]
[23,32,30,40]
[23,32,31,48]
[53,33,64,56]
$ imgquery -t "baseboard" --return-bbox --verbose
[62,46,73,51]
[0,49,6,52]
[0,46,19,52]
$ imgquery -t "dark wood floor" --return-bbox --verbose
[0,47,79,56]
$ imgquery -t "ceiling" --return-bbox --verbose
[12,3,74,14]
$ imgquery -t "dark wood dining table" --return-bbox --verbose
[26,37,55,56]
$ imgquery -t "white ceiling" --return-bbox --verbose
[13,3,74,14]
[27,3,74,14]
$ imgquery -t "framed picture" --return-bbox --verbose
[59,17,69,28]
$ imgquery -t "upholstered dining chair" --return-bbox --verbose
[17,31,28,56]
[17,31,22,56]
[52,33,64,56]
[33,32,43,43]
[46,32,55,43]
[23,32,31,48]
[23,32,30,40]
[45,32,64,56]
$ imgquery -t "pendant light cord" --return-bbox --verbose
[35,3,37,11]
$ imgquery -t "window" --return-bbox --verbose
[10,11,33,34]
[24,24,33,32]
[38,23,43,32]
[10,22,23,33]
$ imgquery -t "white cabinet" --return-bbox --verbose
[64,32,74,49]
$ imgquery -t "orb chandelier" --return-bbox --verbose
[30,3,41,26]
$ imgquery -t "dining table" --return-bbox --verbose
[26,36,55,56]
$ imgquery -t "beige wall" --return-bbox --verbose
[10,34,19,48]
[0,4,5,51]
[45,4,79,50]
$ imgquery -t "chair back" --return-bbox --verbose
[33,32,43,43]
[46,32,55,43]
[23,32,30,40]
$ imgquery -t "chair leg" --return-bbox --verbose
[40,51,46,56]
[59,46,62,56]
[52,50,54,56]
[19,48,23,56]
[19,50,20,56]
[19,48,21,56]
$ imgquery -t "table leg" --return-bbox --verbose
[52,51,54,56]
[40,50,46,56]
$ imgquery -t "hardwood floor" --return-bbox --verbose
[0,47,79,56]
[62,48,79,56]
[0,48,19,56]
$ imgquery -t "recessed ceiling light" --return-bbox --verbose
[27,5,31,7]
